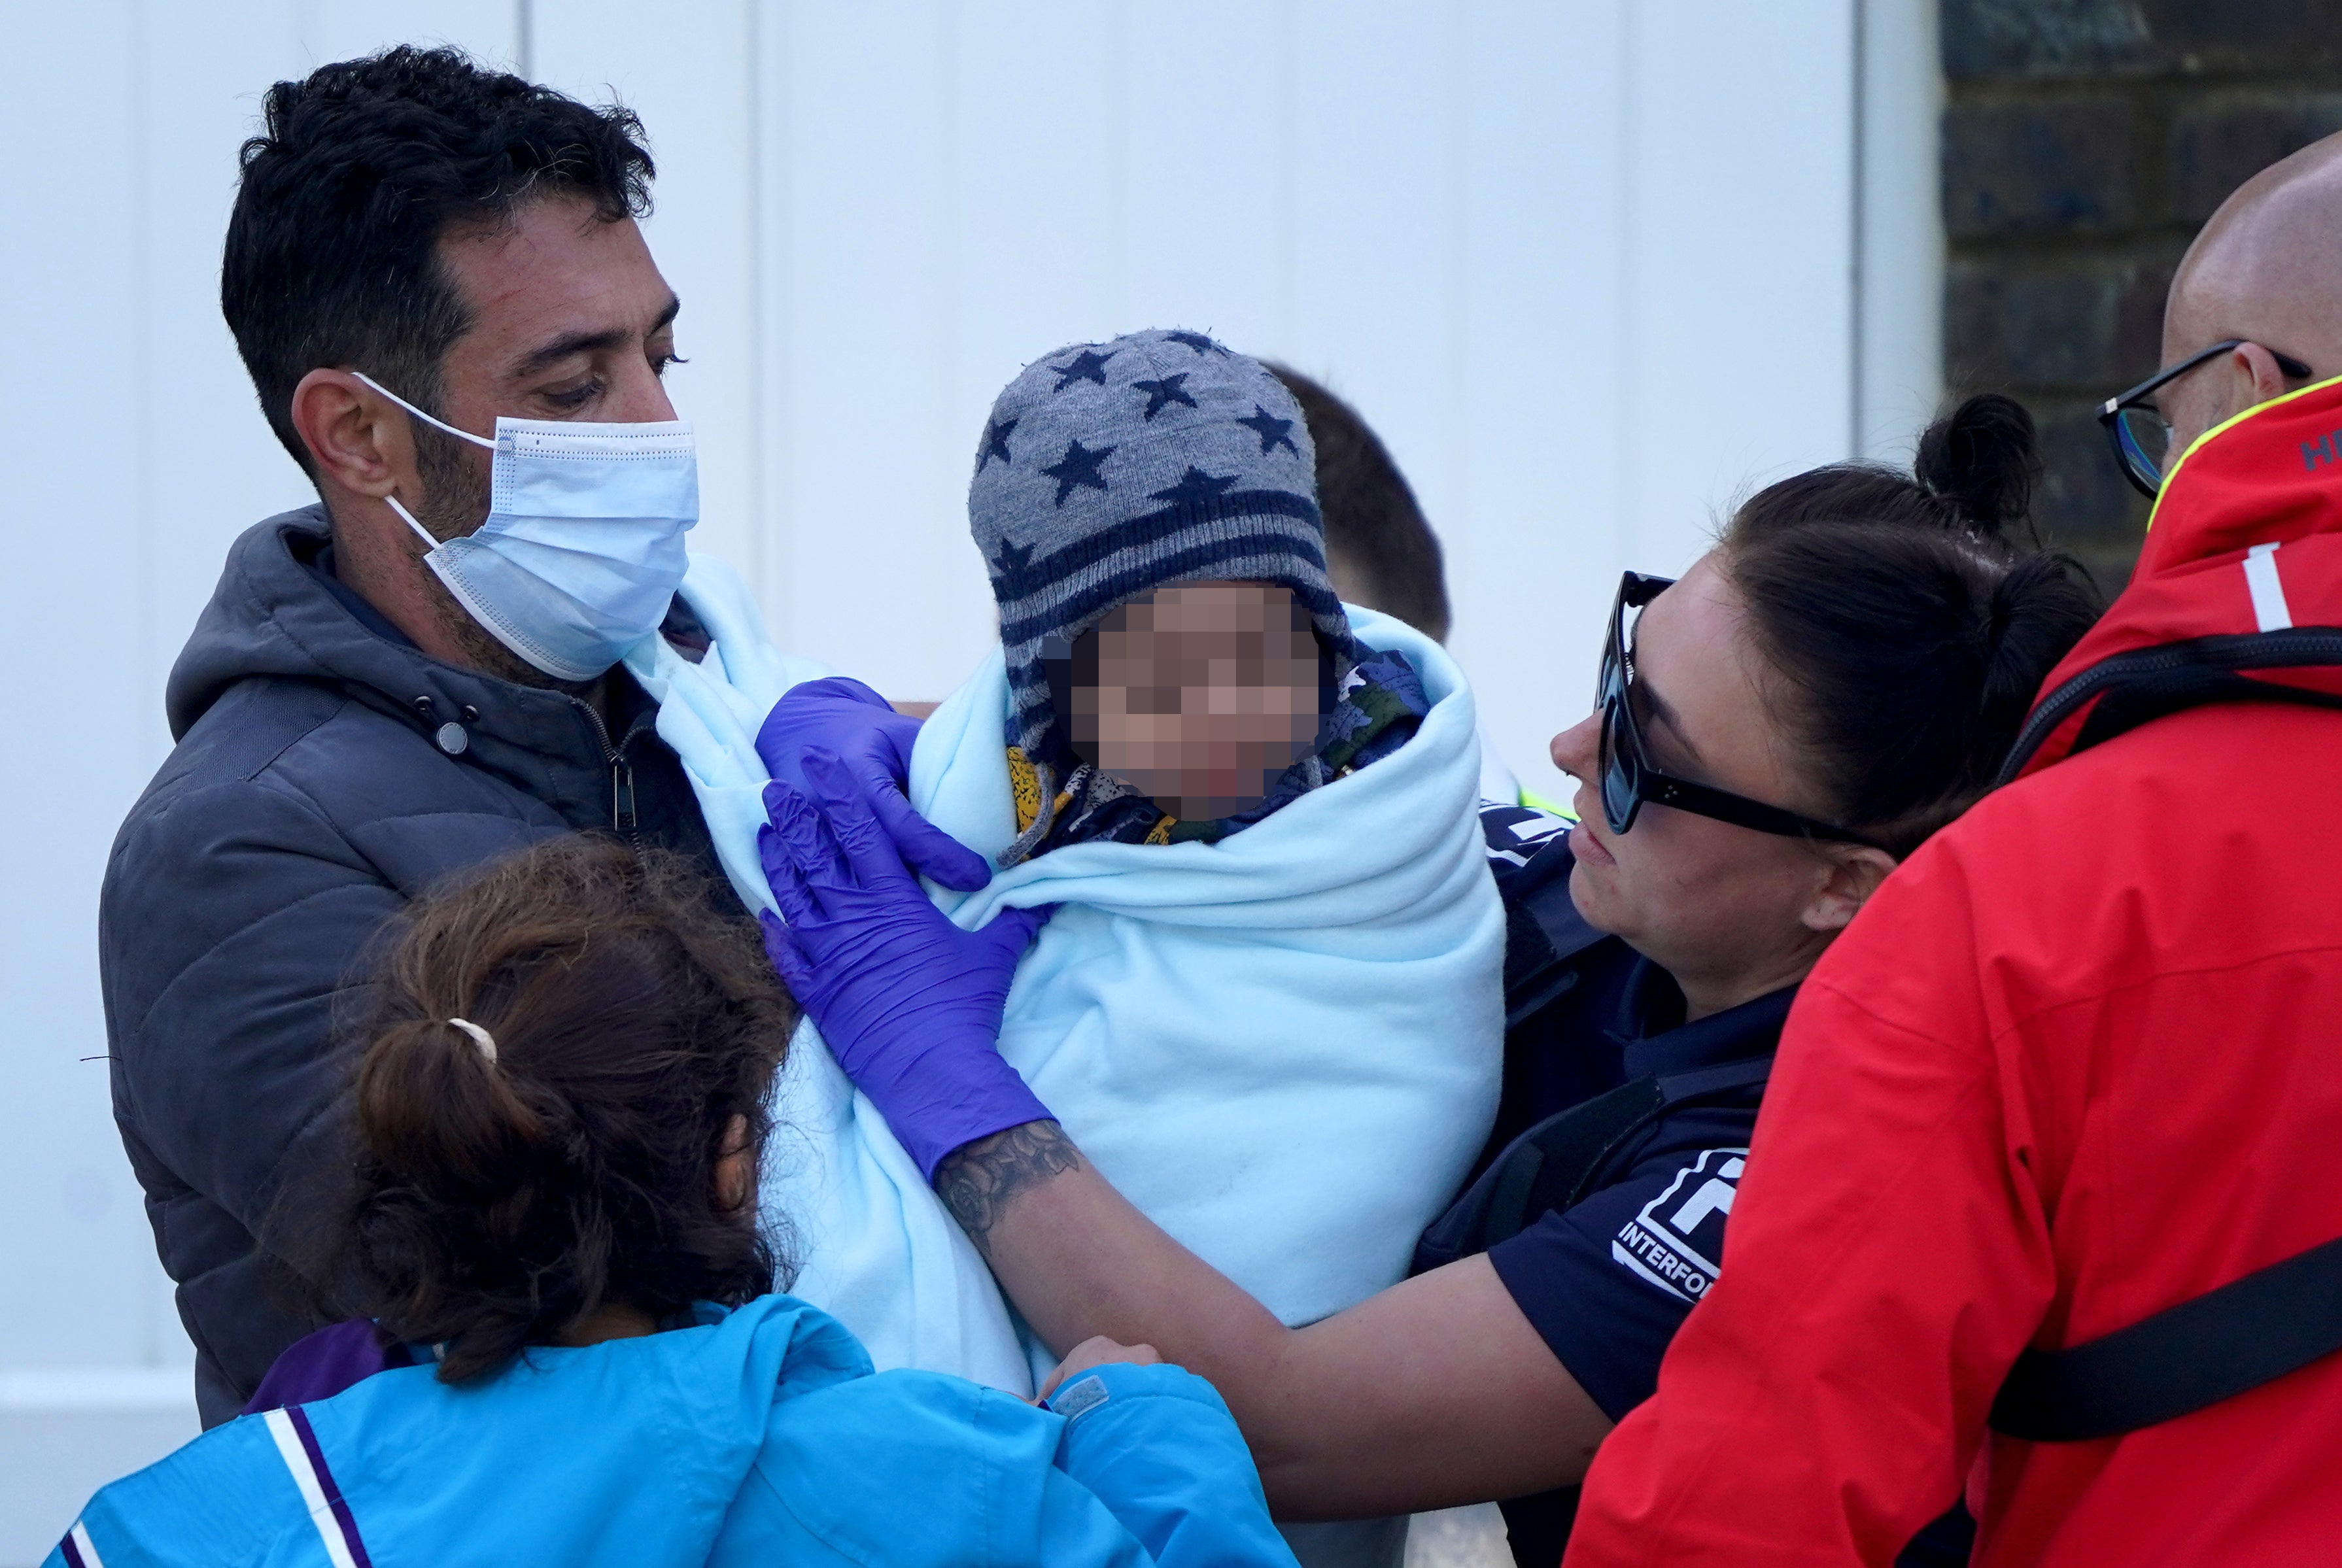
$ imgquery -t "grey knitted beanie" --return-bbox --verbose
[969,328,1354,762]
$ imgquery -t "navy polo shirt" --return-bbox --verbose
[1485,957,1791,1422]
[1470,807,1972,1568]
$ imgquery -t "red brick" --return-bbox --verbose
[2171,92,2342,222]
[1944,98,2143,239]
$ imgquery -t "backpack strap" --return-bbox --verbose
[1990,1232,2342,1442]
[1997,626,2342,786]
[2071,662,2342,756]
[1411,1055,1772,1276]
[1982,626,2342,1439]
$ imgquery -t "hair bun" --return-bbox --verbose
[1915,393,2041,539]
[1978,549,2099,715]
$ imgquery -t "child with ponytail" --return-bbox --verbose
[50,836,1299,1568]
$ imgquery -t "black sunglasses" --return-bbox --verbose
[2098,339,2316,498]
[1598,571,1886,849]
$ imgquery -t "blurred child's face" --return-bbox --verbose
[1067,581,1322,821]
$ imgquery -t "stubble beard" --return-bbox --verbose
[410,432,601,698]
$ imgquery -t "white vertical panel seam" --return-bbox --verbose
[131,1,161,777]
[1445,3,1472,579]
[1848,0,1867,460]
[933,0,960,649]
[1851,0,1945,459]
[1273,0,1298,346]
[1615,0,1639,569]
[744,0,765,604]
[1105,1,1130,327]
[762,2,793,636]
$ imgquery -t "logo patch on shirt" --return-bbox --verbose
[1611,1147,1746,1303]
[1479,803,1570,866]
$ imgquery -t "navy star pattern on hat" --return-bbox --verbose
[1042,437,1116,505]
[1149,466,1241,507]
[991,536,1037,575]
[1238,403,1300,456]
[1132,373,1196,420]
[967,327,1349,764]
[1052,349,1117,390]
[978,417,1018,471]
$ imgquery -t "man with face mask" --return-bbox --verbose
[101,47,815,1428]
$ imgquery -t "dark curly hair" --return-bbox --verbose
[1267,364,1453,643]
[292,836,795,1384]
[221,45,655,475]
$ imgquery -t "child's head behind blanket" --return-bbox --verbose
[971,328,1426,862]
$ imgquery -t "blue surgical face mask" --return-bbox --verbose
[353,372,699,682]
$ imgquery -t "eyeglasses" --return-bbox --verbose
[2098,339,2315,498]
[1598,571,1886,848]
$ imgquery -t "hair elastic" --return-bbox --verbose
[444,1017,498,1063]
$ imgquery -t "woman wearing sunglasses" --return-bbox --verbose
[755,394,2102,1567]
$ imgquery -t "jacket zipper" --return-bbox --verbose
[568,696,643,849]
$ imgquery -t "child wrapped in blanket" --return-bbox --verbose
[975,339,1432,866]
[750,330,1504,1421]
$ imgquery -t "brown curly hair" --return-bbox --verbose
[294,835,795,1383]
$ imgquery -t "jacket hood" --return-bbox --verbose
[69,1295,874,1568]
[165,508,710,790]
[169,507,536,743]
[2007,374,2342,781]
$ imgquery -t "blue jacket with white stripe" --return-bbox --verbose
[46,1295,1298,1568]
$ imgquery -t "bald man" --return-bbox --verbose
[1559,136,2342,1567]
[2148,135,2342,462]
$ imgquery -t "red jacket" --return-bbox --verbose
[1564,380,2342,1568]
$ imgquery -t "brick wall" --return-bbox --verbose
[1941,0,2342,588]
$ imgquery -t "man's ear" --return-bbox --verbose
[1800,844,1899,936]
[2235,341,2297,408]
[289,368,413,499]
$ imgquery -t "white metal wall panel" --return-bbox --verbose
[0,2,517,1552]
[6,0,157,1390]
[1857,0,1948,461]
[1,4,1930,1553]
[1619,3,1858,574]
[732,0,1861,763]
[535,0,763,576]
[1451,1,1627,774]
[766,3,982,696]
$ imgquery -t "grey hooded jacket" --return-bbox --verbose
[99,506,722,1427]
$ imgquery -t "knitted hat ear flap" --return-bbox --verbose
[1038,632,1080,774]
[968,328,1357,768]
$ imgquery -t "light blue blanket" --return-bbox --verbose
[629,558,1506,1397]
[625,554,838,910]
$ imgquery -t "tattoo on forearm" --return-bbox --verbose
[935,1121,1082,1256]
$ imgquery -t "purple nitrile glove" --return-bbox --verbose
[759,747,1056,1178]
[755,677,992,894]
